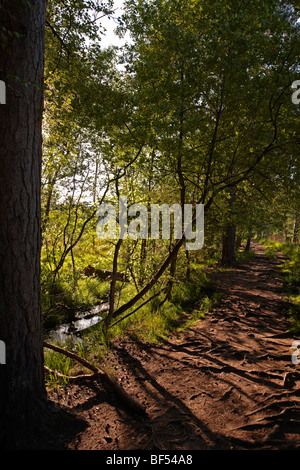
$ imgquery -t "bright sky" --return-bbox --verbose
[99,0,129,49]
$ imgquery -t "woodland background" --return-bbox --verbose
[0,2,299,445]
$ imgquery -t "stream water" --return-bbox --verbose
[48,302,109,344]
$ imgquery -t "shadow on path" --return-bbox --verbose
[43,241,300,450]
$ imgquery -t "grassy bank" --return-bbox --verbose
[261,239,300,334]
[43,263,221,387]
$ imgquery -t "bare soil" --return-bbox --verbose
[42,242,300,450]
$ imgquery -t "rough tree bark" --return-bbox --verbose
[221,222,237,266]
[0,0,47,449]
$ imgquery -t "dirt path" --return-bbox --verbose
[45,242,300,450]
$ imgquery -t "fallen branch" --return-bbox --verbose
[110,237,186,321]
[44,365,99,382]
[43,341,146,415]
[83,265,129,283]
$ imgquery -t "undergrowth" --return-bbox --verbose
[236,248,256,261]
[261,239,300,334]
[43,265,220,387]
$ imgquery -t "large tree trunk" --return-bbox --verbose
[0,0,47,449]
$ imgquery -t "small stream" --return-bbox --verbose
[47,302,109,344]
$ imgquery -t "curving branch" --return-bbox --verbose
[43,341,146,415]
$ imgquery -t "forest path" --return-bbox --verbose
[47,242,300,450]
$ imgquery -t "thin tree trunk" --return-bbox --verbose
[139,238,147,284]
[292,214,299,244]
[221,186,237,266]
[159,247,178,307]
[235,235,242,251]
[42,169,58,233]
[105,238,123,328]
[221,222,237,266]
[0,0,47,449]
[245,236,251,252]
[185,249,191,280]
[111,236,185,321]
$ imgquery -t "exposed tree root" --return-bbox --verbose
[196,359,286,384]
[251,389,300,408]
[282,371,300,388]
[43,341,146,416]
[231,408,300,432]
[247,369,286,380]
[42,243,300,450]
[219,386,234,401]
[245,399,300,417]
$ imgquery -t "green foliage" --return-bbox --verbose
[170,272,214,311]
[288,296,300,335]
[41,242,111,329]
[262,239,300,333]
[44,347,73,388]
[236,249,256,261]
[42,0,299,385]
[102,267,217,343]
